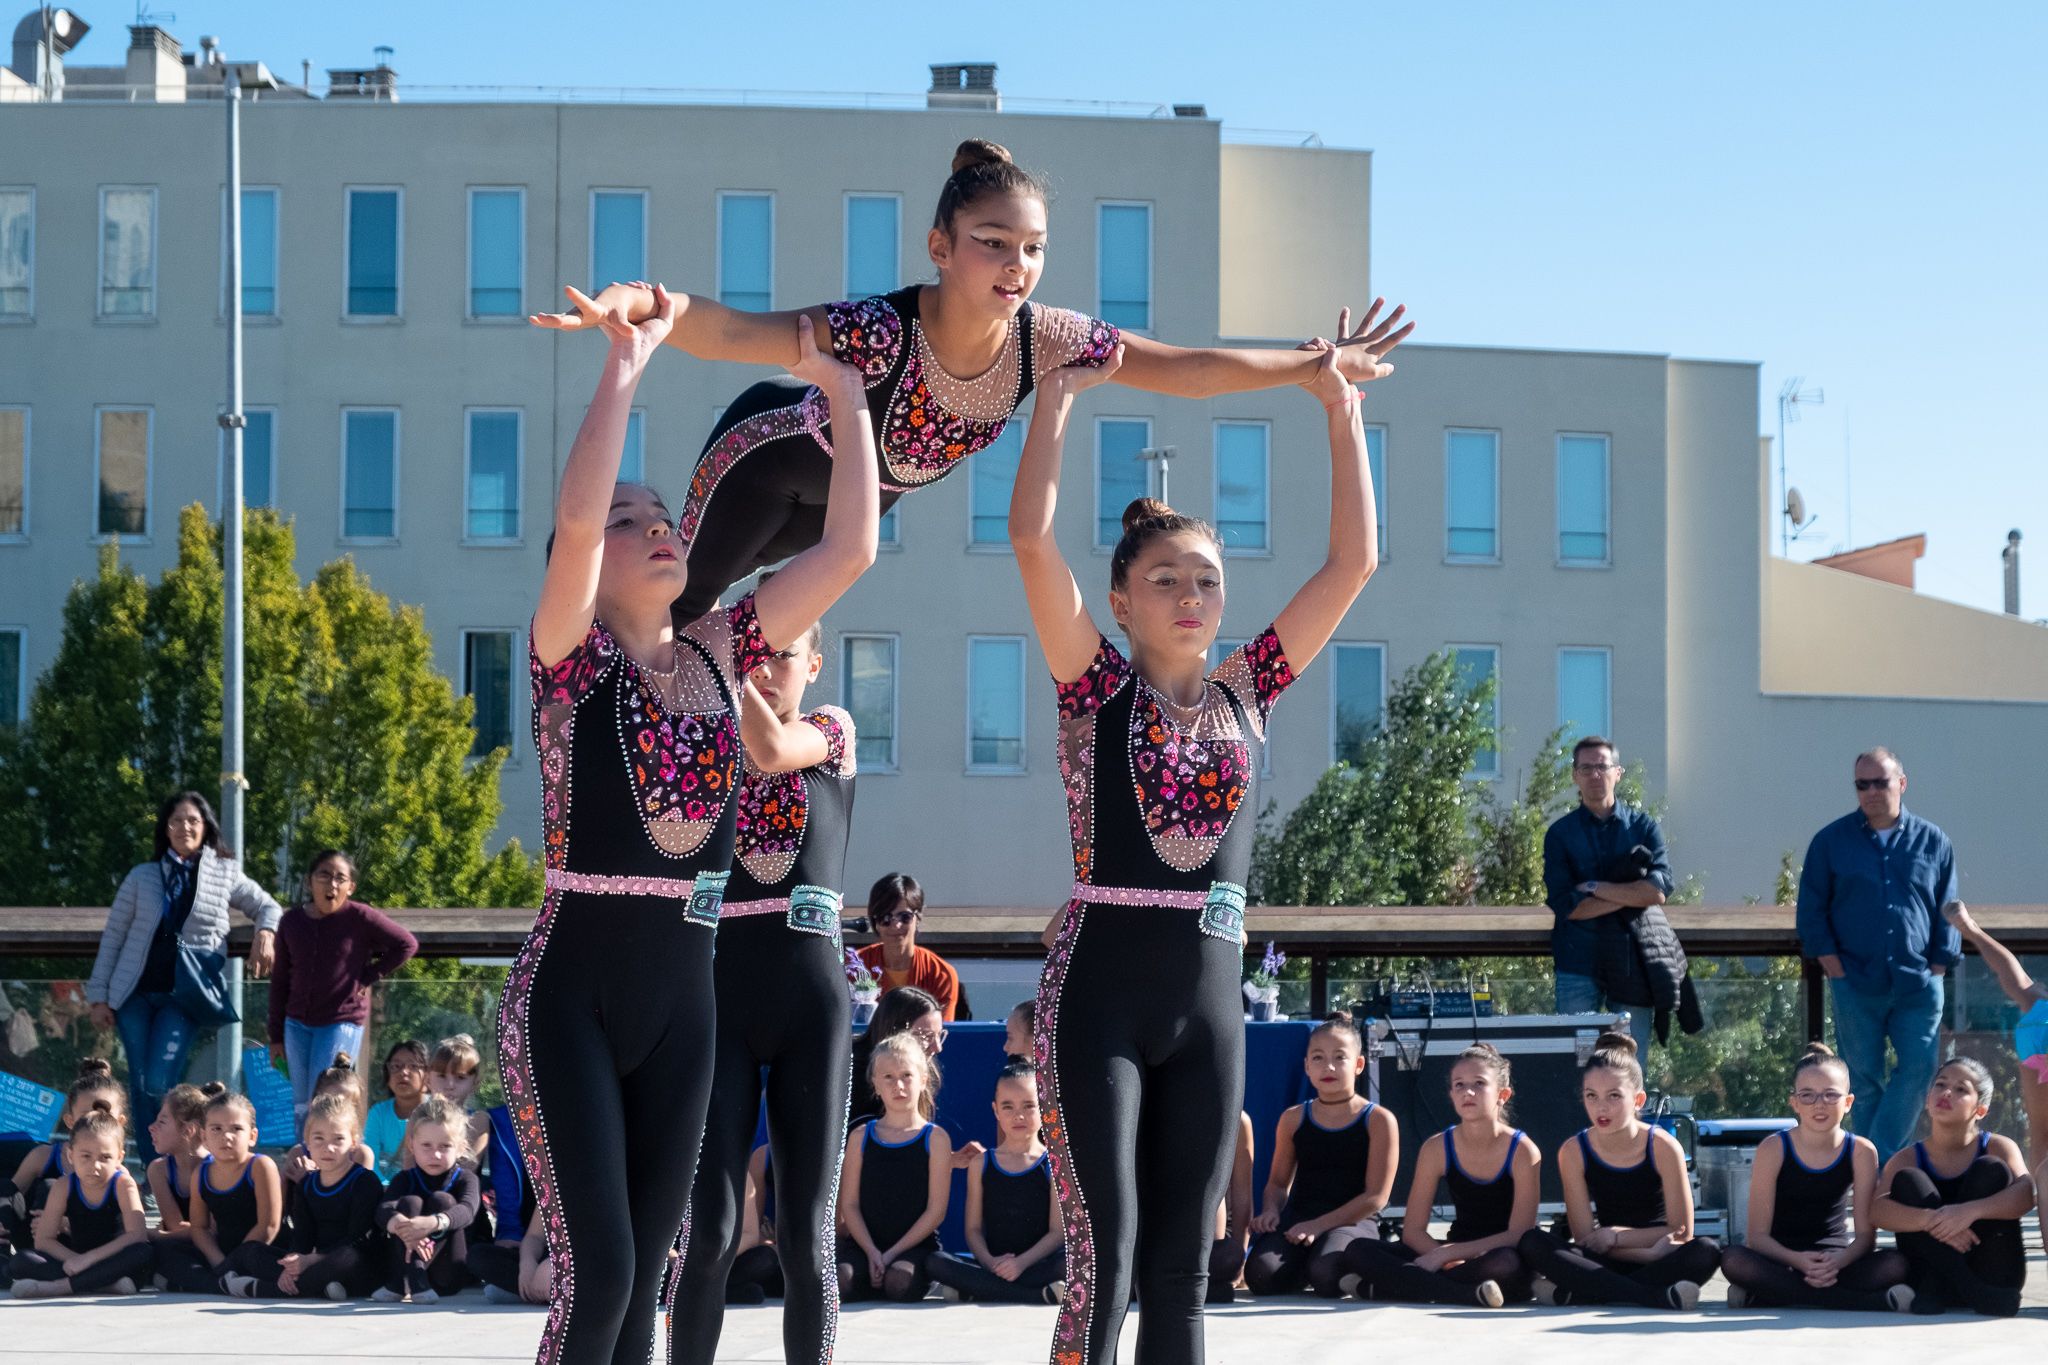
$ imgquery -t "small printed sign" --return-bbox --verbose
[0,1071,65,1141]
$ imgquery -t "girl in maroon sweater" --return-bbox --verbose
[267,850,417,1116]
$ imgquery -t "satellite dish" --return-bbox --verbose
[1786,487,1807,526]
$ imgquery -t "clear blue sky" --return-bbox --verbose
[71,2,2047,614]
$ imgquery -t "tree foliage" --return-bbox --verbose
[0,505,541,911]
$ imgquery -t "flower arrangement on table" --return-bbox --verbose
[845,948,881,1024]
[1245,942,1286,1021]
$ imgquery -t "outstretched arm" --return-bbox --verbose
[751,315,881,650]
[1113,299,1413,398]
[1945,901,2043,1006]
[1008,348,1127,683]
[1268,331,1380,673]
[533,284,677,667]
[533,281,831,369]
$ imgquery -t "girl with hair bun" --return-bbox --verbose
[3,1058,127,1247]
[1517,1033,1720,1309]
[1008,320,1381,1362]
[5,1100,154,1298]
[534,139,1412,620]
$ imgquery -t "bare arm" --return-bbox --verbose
[1269,337,1380,674]
[1400,1137,1448,1254]
[1228,1113,1256,1248]
[1559,1142,1598,1245]
[250,1158,284,1247]
[880,1128,954,1262]
[1742,1138,1803,1267]
[838,1139,875,1253]
[187,1180,225,1267]
[737,682,832,774]
[1569,897,1629,921]
[961,1156,995,1265]
[1589,880,1667,909]
[1111,299,1412,398]
[1008,352,1125,683]
[1605,1132,1695,1258]
[1251,1109,1300,1234]
[532,281,831,369]
[1438,1141,1543,1262]
[1945,902,2042,1007]
[1015,1179,1066,1272]
[533,286,677,667]
[146,1159,185,1235]
[749,318,880,651]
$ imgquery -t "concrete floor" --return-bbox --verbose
[2,1269,2042,1365]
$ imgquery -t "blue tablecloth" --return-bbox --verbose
[779,1021,1317,1252]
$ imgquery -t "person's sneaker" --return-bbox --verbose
[1531,1276,1562,1306]
[7,1280,48,1300]
[1337,1272,1362,1299]
[1473,1279,1505,1309]
[939,1284,965,1302]
[371,1285,405,1303]
[1724,1284,1750,1310]
[1666,1281,1701,1310]
[1888,1283,1919,1314]
[107,1276,138,1295]
[150,1273,169,1291]
[411,1288,440,1304]
[1044,1282,1067,1305]
[220,1273,258,1299]
[483,1283,522,1305]
[325,1280,350,1302]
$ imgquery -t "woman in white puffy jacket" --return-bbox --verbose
[85,790,280,1162]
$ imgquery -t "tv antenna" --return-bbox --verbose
[134,3,177,25]
[1776,377,1824,555]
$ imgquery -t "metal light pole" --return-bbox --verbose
[218,77,248,1088]
[1139,445,1178,506]
[1776,377,1823,556]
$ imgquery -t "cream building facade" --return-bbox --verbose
[3,31,2044,909]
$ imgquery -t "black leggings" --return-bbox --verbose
[726,1242,783,1300]
[671,919,850,1364]
[467,1239,529,1297]
[226,1239,381,1299]
[7,1239,155,1292]
[836,1232,939,1302]
[1206,1238,1244,1304]
[1245,1224,1378,1297]
[927,1248,1066,1303]
[673,378,907,621]
[1720,1243,1909,1311]
[1517,1228,1723,1307]
[1037,903,1245,1365]
[383,1192,471,1296]
[157,1239,250,1294]
[1890,1163,2027,1316]
[1339,1237,1533,1305]
[498,895,716,1365]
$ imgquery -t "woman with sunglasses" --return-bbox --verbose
[670,600,862,1365]
[855,873,959,1021]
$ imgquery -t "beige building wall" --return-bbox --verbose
[1218,145,1371,340]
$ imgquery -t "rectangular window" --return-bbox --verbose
[1445,429,1500,562]
[99,187,156,318]
[468,188,524,318]
[0,627,21,727]
[220,407,276,511]
[1,188,35,319]
[845,194,900,298]
[0,407,24,537]
[718,193,773,312]
[1557,433,1611,565]
[1098,203,1152,331]
[1330,642,1386,763]
[1214,421,1270,552]
[1453,645,1500,778]
[1558,647,1612,746]
[966,635,1026,771]
[1096,417,1152,547]
[590,190,647,293]
[465,409,522,541]
[1365,422,1387,558]
[463,631,516,759]
[841,635,898,771]
[240,187,278,315]
[878,504,900,546]
[620,409,646,485]
[970,422,1024,545]
[95,407,150,537]
[342,409,398,540]
[345,188,401,317]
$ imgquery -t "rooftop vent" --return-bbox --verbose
[1172,103,1207,118]
[328,49,398,101]
[928,62,998,112]
[9,6,88,97]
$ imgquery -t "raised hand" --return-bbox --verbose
[1321,299,1414,384]
[1298,338,1352,408]
[1039,343,1126,402]
[531,281,649,332]
[597,283,676,373]
[786,313,863,394]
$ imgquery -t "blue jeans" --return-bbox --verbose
[1555,971,1655,1055]
[283,1017,366,1118]
[115,992,195,1162]
[1829,976,1944,1163]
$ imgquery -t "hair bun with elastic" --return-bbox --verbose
[951,138,1013,176]
[1121,497,1176,535]
[78,1056,113,1081]
[1592,1032,1639,1057]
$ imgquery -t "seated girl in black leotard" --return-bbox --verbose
[1341,1043,1541,1308]
[532,140,1412,621]
[5,1099,153,1298]
[1246,1012,1398,1297]
[145,1081,220,1247]
[223,1091,386,1300]
[280,1054,375,1186]
[1873,1055,2033,1316]
[3,1058,127,1251]
[836,1033,953,1303]
[1721,1043,1911,1312]
[374,1094,483,1303]
[1518,1033,1719,1310]
[157,1090,282,1294]
[928,1060,1067,1304]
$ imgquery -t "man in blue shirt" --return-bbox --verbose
[1795,747,1961,1162]
[1542,736,1674,1054]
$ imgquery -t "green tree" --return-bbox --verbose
[0,505,541,911]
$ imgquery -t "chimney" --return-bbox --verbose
[2004,530,2022,617]
[327,48,400,101]
[10,7,91,99]
[927,62,999,112]
[126,23,186,102]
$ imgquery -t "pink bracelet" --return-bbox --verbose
[1323,391,1359,412]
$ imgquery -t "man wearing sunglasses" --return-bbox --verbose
[1795,747,1962,1162]
[855,872,961,1021]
